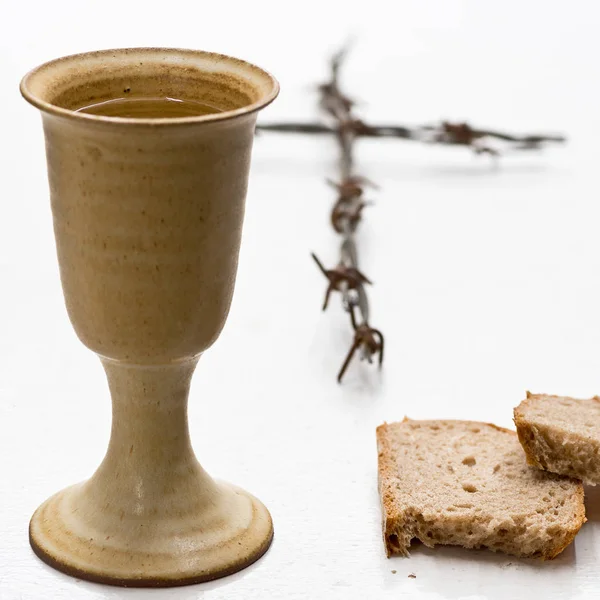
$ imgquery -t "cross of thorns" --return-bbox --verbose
[257,47,565,382]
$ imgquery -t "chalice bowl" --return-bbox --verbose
[20,48,278,587]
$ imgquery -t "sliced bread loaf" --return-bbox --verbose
[377,419,585,559]
[514,392,600,485]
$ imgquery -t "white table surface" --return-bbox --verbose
[2,1,600,598]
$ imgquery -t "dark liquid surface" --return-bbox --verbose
[75,97,223,118]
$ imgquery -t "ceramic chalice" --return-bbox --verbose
[20,48,278,587]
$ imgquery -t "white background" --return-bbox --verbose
[2,1,600,598]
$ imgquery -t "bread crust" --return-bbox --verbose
[376,421,403,558]
[514,394,546,470]
[543,483,586,559]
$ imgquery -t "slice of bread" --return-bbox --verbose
[377,419,585,559]
[514,392,600,485]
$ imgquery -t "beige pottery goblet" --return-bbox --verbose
[20,48,278,587]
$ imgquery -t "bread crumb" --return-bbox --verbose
[408,573,416,578]
[391,570,396,574]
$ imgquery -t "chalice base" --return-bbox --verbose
[29,479,273,587]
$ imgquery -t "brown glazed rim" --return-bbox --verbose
[20,47,279,127]
[29,516,274,588]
